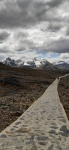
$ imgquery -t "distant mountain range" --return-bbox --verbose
[2,57,69,70]
[53,61,69,70]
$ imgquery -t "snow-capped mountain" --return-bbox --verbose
[53,61,69,70]
[3,57,55,69]
[3,57,17,67]
[53,61,66,65]
[33,58,56,70]
[3,57,36,68]
[2,57,69,70]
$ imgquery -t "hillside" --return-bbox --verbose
[0,63,65,132]
[58,75,69,120]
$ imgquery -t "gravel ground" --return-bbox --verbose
[58,75,69,120]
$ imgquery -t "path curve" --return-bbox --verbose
[0,75,69,150]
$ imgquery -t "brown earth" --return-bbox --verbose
[58,75,69,120]
[0,63,66,132]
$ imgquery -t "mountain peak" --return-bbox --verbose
[53,60,69,70]
[2,57,69,70]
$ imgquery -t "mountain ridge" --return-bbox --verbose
[2,57,69,70]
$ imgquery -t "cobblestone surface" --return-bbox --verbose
[0,76,69,150]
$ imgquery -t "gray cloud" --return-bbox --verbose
[47,23,62,32]
[16,39,36,51]
[0,47,9,53]
[0,31,10,41]
[65,27,69,36]
[14,31,29,40]
[33,37,69,54]
[0,0,47,28]
[0,0,65,29]
[46,0,63,8]
[48,38,69,53]
[0,0,69,62]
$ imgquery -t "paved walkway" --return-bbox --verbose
[0,77,69,150]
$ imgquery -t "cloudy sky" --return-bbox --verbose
[0,0,69,63]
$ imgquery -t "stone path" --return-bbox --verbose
[0,77,69,150]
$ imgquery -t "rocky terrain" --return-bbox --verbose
[58,75,69,120]
[0,63,65,132]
